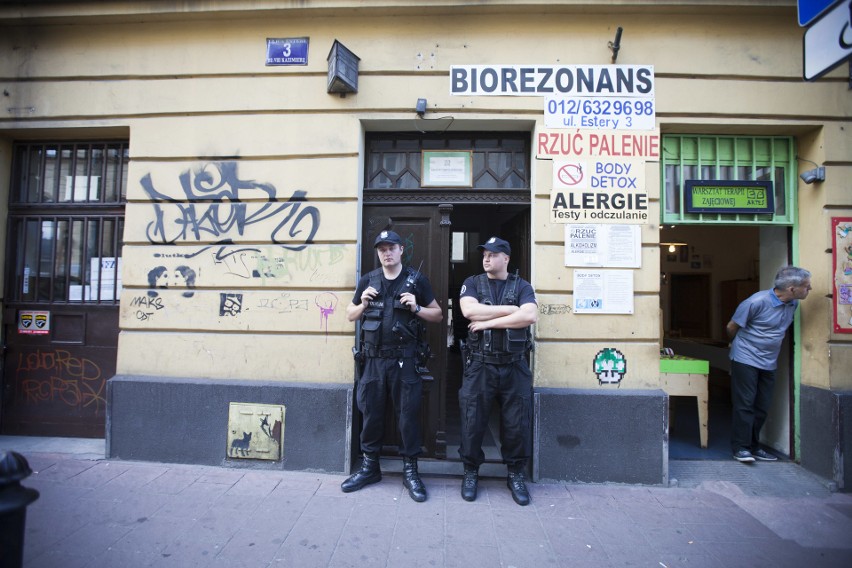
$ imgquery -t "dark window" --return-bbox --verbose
[365,133,530,191]
[7,141,128,304]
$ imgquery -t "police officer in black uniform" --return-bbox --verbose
[458,237,537,506]
[342,230,443,502]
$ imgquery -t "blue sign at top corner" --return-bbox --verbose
[266,37,309,66]
[798,0,843,26]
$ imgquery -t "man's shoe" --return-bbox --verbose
[752,448,778,461]
[507,471,531,506]
[733,450,755,463]
[461,467,478,502]
[402,457,427,502]
[341,453,381,492]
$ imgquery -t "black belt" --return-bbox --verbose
[468,351,525,364]
[364,346,416,359]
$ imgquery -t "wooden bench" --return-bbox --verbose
[660,356,710,448]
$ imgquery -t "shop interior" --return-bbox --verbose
[660,224,793,461]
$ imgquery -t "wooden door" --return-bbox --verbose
[670,274,712,339]
[361,204,451,458]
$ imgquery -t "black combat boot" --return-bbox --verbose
[461,465,478,502]
[507,469,530,506]
[341,453,381,493]
[402,457,427,502]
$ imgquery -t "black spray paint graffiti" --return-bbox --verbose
[130,295,164,321]
[147,265,197,298]
[141,162,320,252]
[220,293,243,317]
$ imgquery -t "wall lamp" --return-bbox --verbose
[660,242,687,253]
[799,166,825,184]
[327,40,360,96]
[796,156,825,184]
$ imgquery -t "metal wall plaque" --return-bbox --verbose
[227,403,285,460]
[266,37,309,66]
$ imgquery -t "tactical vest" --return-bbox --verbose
[466,272,532,357]
[360,267,418,351]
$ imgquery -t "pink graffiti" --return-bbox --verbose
[315,292,339,340]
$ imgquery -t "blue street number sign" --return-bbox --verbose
[266,38,309,66]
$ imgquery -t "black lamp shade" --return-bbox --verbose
[327,40,360,94]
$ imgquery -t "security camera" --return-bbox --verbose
[799,167,825,184]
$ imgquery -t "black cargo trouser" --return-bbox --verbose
[357,355,423,457]
[730,359,776,453]
[458,357,532,469]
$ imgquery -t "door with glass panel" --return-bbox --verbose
[1,141,127,437]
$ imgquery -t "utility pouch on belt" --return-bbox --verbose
[505,328,527,354]
[361,319,381,345]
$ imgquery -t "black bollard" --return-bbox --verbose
[0,451,40,568]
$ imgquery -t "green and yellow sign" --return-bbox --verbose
[684,180,774,214]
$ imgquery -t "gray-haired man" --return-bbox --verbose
[726,266,811,463]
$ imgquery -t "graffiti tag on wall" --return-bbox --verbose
[16,349,106,413]
[140,162,320,251]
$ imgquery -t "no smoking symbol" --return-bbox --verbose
[557,163,583,186]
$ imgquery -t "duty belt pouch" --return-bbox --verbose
[361,319,381,345]
[505,328,526,354]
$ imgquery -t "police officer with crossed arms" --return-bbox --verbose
[458,237,537,506]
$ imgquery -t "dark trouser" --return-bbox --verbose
[730,359,776,453]
[357,356,423,457]
[458,358,532,469]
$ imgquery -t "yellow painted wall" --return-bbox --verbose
[0,1,850,391]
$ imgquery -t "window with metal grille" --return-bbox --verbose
[7,141,128,304]
[661,135,796,225]
[365,133,530,190]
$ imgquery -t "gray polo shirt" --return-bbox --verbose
[729,289,799,371]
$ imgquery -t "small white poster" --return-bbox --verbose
[573,269,634,314]
[565,224,641,267]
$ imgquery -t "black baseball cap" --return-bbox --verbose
[477,236,511,255]
[374,230,403,247]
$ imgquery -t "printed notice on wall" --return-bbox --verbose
[565,224,641,268]
[573,270,634,314]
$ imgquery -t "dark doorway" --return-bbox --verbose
[444,204,530,465]
[357,131,532,469]
[1,141,127,438]
[357,202,530,465]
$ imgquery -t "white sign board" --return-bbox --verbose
[544,96,656,130]
[553,158,646,191]
[565,224,642,268]
[551,158,649,224]
[537,129,660,160]
[450,65,654,96]
[803,0,852,81]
